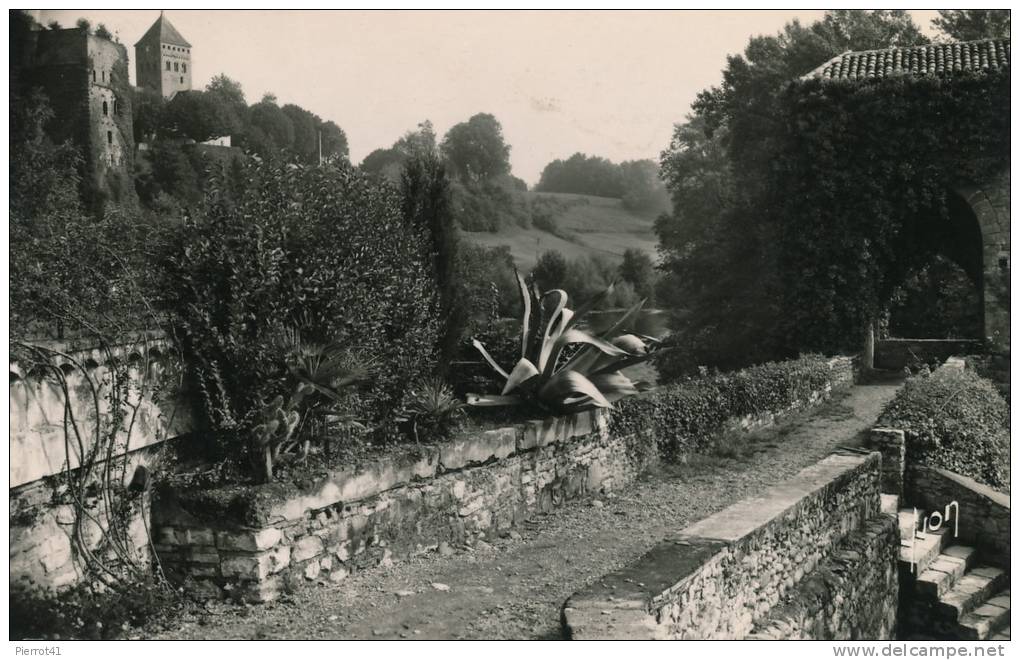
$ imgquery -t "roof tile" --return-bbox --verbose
[805,38,1009,81]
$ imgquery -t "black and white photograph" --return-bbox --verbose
[7,6,1012,647]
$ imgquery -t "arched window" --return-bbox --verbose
[182,63,187,73]
[101,70,105,82]
[174,62,179,72]
[166,61,171,71]
[92,69,96,82]
[180,76,184,84]
[107,131,113,145]
[102,100,108,116]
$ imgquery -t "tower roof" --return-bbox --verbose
[135,11,191,48]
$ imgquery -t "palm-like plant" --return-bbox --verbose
[466,273,658,414]
[399,377,465,443]
[252,328,373,481]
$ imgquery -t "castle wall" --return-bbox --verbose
[20,29,136,207]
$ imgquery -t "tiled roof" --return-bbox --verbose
[805,38,1009,81]
[135,12,191,48]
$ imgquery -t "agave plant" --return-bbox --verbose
[466,273,658,414]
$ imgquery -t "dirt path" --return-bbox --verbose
[149,381,900,641]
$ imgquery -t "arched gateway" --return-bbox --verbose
[806,38,1010,352]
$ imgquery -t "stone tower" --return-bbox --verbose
[134,11,191,99]
[13,16,137,206]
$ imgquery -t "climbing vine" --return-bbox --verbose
[768,70,1009,353]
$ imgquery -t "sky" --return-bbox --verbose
[41,9,941,186]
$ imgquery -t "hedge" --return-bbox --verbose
[612,354,844,461]
[878,368,1009,491]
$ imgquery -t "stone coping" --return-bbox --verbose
[563,451,880,638]
[166,409,610,529]
[924,466,1010,509]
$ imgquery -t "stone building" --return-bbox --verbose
[806,38,1010,352]
[12,18,137,206]
[134,12,192,99]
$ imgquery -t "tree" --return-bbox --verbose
[76,18,90,32]
[282,103,319,163]
[131,87,165,143]
[95,23,112,39]
[932,10,1010,41]
[47,20,61,30]
[619,159,669,214]
[532,250,569,292]
[535,153,623,197]
[206,74,247,117]
[656,10,930,375]
[400,149,462,368]
[360,148,404,180]
[246,96,294,156]
[619,249,656,303]
[440,113,512,183]
[163,90,239,143]
[319,120,349,162]
[395,120,437,158]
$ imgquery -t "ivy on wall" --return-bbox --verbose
[768,70,1009,353]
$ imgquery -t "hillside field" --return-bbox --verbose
[463,191,660,272]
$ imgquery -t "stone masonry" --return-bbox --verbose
[563,451,892,640]
[153,409,657,602]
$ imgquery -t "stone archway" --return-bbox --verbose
[956,171,1011,352]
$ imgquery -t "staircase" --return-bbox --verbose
[898,509,1011,640]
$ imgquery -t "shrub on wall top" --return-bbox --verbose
[166,161,441,468]
[612,354,841,461]
[878,368,1009,491]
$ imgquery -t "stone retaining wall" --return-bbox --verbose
[908,466,1010,568]
[153,409,657,602]
[746,514,898,640]
[9,334,189,590]
[562,451,886,640]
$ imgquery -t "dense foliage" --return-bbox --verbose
[133,76,349,213]
[440,112,512,183]
[613,355,842,461]
[536,154,669,214]
[771,70,1009,352]
[886,255,982,339]
[10,89,164,338]
[878,368,1009,490]
[655,10,1008,373]
[166,161,441,471]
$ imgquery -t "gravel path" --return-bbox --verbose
[149,382,900,641]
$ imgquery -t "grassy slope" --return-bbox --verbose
[463,191,660,272]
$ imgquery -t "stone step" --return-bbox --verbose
[958,590,1010,641]
[990,625,1011,641]
[935,568,1009,627]
[916,546,977,599]
[899,525,952,576]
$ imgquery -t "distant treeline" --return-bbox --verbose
[535,153,670,215]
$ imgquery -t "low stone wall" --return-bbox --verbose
[908,466,1010,568]
[874,339,983,371]
[9,334,190,590]
[10,477,155,590]
[746,515,898,640]
[153,409,657,602]
[562,451,886,640]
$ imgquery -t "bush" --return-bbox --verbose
[612,355,841,461]
[10,578,178,640]
[878,368,1009,490]
[166,161,441,475]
